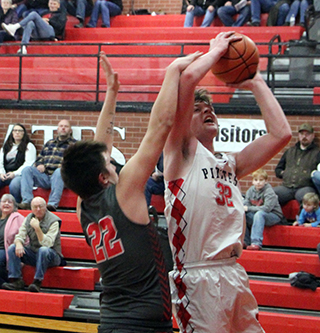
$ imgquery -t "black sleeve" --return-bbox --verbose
[275,150,287,179]
[49,8,67,37]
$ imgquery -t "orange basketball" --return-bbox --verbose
[211,33,259,84]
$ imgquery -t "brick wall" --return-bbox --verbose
[122,0,182,15]
[1,110,318,193]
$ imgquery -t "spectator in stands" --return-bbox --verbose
[217,0,251,27]
[145,152,164,207]
[163,32,291,332]
[0,124,36,203]
[0,194,24,286]
[17,119,76,211]
[2,196,65,292]
[249,0,287,26]
[244,169,284,251]
[282,0,312,26]
[0,0,19,42]
[184,0,217,27]
[61,51,202,332]
[62,0,93,28]
[1,0,67,54]
[311,163,320,195]
[16,0,49,19]
[274,123,320,206]
[293,192,320,226]
[266,0,291,26]
[86,0,122,28]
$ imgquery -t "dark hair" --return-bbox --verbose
[3,123,31,157]
[194,89,213,105]
[61,141,109,199]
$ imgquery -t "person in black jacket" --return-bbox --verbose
[1,0,67,54]
[274,123,320,205]
[184,0,217,27]
[0,0,19,42]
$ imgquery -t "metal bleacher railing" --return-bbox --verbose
[0,38,320,108]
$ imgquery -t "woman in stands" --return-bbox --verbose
[0,124,36,203]
[1,0,66,54]
[0,0,19,43]
[86,0,122,28]
[0,194,24,286]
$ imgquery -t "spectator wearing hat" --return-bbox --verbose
[274,123,320,205]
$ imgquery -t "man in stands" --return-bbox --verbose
[61,0,93,28]
[274,123,320,205]
[2,196,65,292]
[18,119,76,211]
[184,0,217,27]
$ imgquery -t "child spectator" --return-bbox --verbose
[293,192,320,227]
[244,168,284,250]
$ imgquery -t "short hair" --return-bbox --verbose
[252,169,268,180]
[61,141,109,199]
[0,193,17,212]
[302,192,319,209]
[194,89,213,105]
[49,0,60,3]
[2,0,13,5]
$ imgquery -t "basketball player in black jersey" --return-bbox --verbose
[61,51,202,332]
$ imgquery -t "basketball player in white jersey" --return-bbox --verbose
[163,32,292,332]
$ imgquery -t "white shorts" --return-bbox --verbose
[169,257,265,333]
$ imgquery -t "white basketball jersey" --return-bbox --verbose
[165,142,244,266]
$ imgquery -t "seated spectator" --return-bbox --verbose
[311,163,320,195]
[244,169,284,251]
[0,124,36,203]
[184,0,217,27]
[293,192,320,226]
[274,123,320,205]
[250,0,287,26]
[2,197,65,292]
[86,0,122,28]
[0,0,19,43]
[0,194,24,286]
[1,0,67,54]
[62,0,93,28]
[283,0,312,26]
[16,119,76,211]
[217,0,251,27]
[145,152,164,207]
[16,0,49,19]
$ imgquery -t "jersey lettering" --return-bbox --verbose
[87,216,124,264]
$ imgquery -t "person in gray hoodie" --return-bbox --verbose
[2,196,64,292]
[244,168,284,250]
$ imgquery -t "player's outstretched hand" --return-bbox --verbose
[169,51,203,72]
[226,70,263,90]
[100,51,120,93]
[209,31,242,58]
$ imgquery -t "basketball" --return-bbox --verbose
[211,33,260,84]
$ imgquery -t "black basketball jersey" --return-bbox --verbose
[80,185,172,331]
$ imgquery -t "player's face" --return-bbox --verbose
[191,101,218,140]
[303,202,315,213]
[102,152,119,185]
[252,176,266,191]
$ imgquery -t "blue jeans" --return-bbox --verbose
[0,176,21,203]
[273,185,315,205]
[184,6,216,27]
[285,0,309,23]
[312,170,320,195]
[250,0,278,24]
[20,166,64,208]
[0,249,8,285]
[7,244,61,280]
[245,211,281,247]
[144,178,165,207]
[63,0,93,21]
[217,5,251,26]
[87,0,121,27]
[19,11,55,45]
